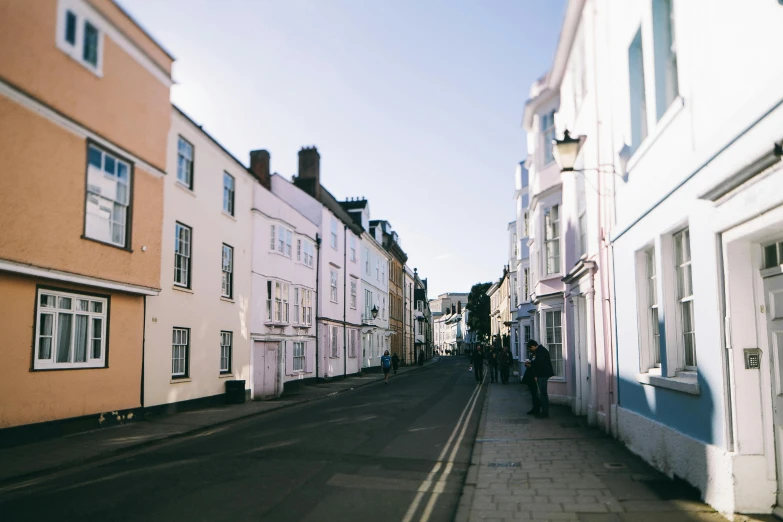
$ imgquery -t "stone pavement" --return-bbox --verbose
[455,378,775,522]
[0,359,436,486]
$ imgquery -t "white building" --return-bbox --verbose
[514,161,535,372]
[270,148,364,380]
[340,198,391,369]
[144,107,254,409]
[247,150,318,399]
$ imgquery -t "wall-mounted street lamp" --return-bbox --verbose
[371,305,379,319]
[552,130,586,172]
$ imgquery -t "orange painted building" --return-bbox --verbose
[0,0,173,431]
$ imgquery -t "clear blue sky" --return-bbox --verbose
[118,0,566,297]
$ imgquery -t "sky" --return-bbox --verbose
[118,0,566,297]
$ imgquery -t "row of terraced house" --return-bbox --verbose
[0,0,433,440]
[497,0,783,517]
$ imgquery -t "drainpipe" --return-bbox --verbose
[315,234,321,381]
[344,224,348,378]
[141,295,146,408]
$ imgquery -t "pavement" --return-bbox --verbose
[0,359,436,486]
[455,377,777,522]
[0,356,483,522]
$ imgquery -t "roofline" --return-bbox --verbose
[110,0,176,60]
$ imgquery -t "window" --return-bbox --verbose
[223,172,235,216]
[297,239,302,262]
[540,110,556,166]
[172,327,189,378]
[330,326,339,357]
[763,240,783,269]
[221,244,233,299]
[34,289,107,370]
[58,8,102,72]
[653,0,679,120]
[349,329,357,358]
[365,289,373,320]
[381,261,386,282]
[266,281,273,322]
[350,280,357,309]
[514,329,520,358]
[513,233,518,257]
[85,144,130,248]
[376,259,380,281]
[545,310,564,378]
[350,235,357,262]
[177,137,194,189]
[331,219,338,249]
[523,212,529,237]
[523,268,530,302]
[303,241,314,267]
[330,270,338,303]
[577,174,587,257]
[645,247,661,368]
[275,282,289,323]
[302,289,313,325]
[674,229,696,368]
[293,342,305,371]
[544,205,560,275]
[286,230,292,257]
[628,28,649,152]
[293,287,301,324]
[220,331,232,374]
[174,223,192,287]
[382,297,386,319]
[364,248,371,275]
[270,225,276,251]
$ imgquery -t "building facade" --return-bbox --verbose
[413,270,432,361]
[404,265,415,363]
[372,220,407,363]
[0,0,172,430]
[488,270,511,351]
[515,162,535,374]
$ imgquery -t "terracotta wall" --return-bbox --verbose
[0,0,171,169]
[0,273,143,429]
[0,95,163,289]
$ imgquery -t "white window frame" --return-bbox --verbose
[330,326,339,358]
[303,240,314,268]
[34,289,108,370]
[293,287,301,325]
[544,205,560,275]
[221,243,233,299]
[174,222,192,288]
[56,2,104,76]
[636,245,662,373]
[172,327,189,378]
[85,144,130,248]
[302,289,313,325]
[223,172,235,216]
[652,0,679,121]
[331,219,338,249]
[293,341,306,372]
[176,136,194,189]
[350,279,357,309]
[364,248,371,275]
[349,329,357,358]
[628,27,649,152]
[220,331,232,374]
[350,235,357,262]
[673,228,696,370]
[543,309,564,379]
[540,110,556,167]
[523,268,530,302]
[365,289,373,321]
[330,270,339,303]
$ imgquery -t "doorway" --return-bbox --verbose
[253,341,279,400]
[573,297,589,416]
[764,273,783,511]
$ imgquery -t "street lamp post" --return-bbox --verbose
[552,130,586,172]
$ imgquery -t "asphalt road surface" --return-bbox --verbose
[0,357,486,522]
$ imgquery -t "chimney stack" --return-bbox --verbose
[295,146,321,199]
[249,149,271,190]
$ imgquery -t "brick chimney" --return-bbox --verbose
[249,149,271,190]
[294,146,321,199]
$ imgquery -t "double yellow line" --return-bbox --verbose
[401,375,485,522]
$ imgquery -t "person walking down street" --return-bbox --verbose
[524,340,554,418]
[487,346,499,383]
[391,353,400,374]
[498,345,513,384]
[470,345,485,383]
[381,350,392,384]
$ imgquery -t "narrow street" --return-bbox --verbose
[0,358,484,522]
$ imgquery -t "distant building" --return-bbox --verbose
[371,220,408,363]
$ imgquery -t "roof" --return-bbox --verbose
[317,186,364,235]
[340,199,368,211]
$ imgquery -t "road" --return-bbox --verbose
[0,357,485,522]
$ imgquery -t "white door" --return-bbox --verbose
[764,273,783,508]
[253,341,279,400]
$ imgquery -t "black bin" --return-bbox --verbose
[225,380,246,404]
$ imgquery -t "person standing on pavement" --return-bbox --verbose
[498,345,513,384]
[470,345,485,382]
[487,346,499,383]
[391,352,400,374]
[381,350,392,384]
[524,340,554,418]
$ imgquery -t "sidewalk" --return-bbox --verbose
[0,359,436,486]
[456,378,775,522]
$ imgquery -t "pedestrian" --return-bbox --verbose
[381,350,392,384]
[524,340,554,418]
[487,346,499,383]
[498,345,513,384]
[391,352,400,374]
[470,345,485,383]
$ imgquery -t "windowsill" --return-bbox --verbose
[171,377,191,384]
[539,273,564,283]
[761,265,783,278]
[222,211,237,221]
[268,250,293,260]
[81,235,132,253]
[220,296,235,303]
[626,96,685,173]
[58,43,103,78]
[172,285,194,294]
[219,373,234,378]
[175,181,196,196]
[636,370,700,395]
[264,321,289,327]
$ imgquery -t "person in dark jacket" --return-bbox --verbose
[470,346,485,382]
[487,346,499,383]
[498,346,513,384]
[524,340,555,418]
[391,353,400,374]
